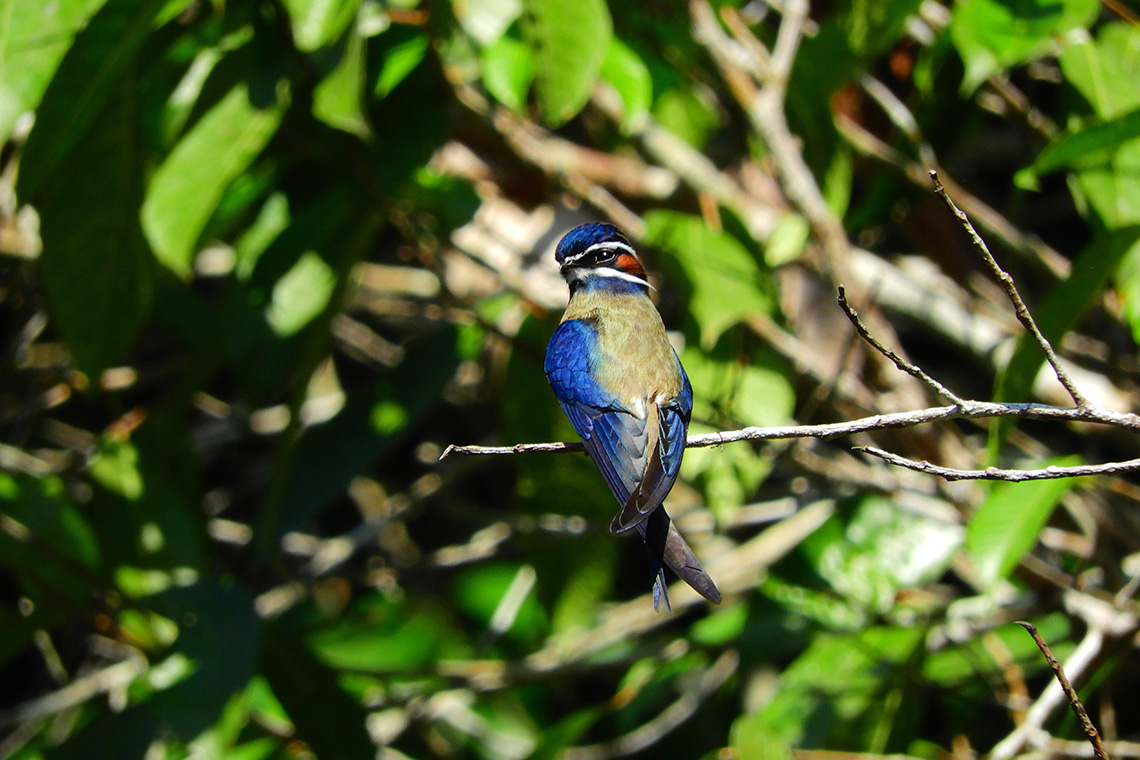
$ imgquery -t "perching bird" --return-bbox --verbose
[544,222,721,611]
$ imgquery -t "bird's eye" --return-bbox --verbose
[593,249,617,265]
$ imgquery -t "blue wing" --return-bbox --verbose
[545,318,645,504]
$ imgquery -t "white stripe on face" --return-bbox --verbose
[566,265,654,289]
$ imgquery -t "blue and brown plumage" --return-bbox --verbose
[544,222,721,611]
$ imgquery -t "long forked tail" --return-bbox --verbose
[639,508,721,611]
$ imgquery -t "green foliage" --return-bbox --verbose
[2,0,1138,758]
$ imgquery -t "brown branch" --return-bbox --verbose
[837,285,965,405]
[929,170,1087,407]
[1016,622,1110,760]
[441,401,1140,462]
[858,447,1140,482]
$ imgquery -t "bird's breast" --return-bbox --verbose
[562,292,682,412]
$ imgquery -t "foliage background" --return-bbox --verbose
[2,0,1140,758]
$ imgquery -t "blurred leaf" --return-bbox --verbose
[482,34,534,112]
[90,439,145,500]
[266,251,337,336]
[142,79,289,276]
[0,0,106,143]
[375,27,430,97]
[36,77,154,377]
[801,496,962,616]
[645,211,773,348]
[1062,22,1140,118]
[845,0,924,57]
[1023,107,1140,179]
[280,0,358,52]
[526,705,604,760]
[739,626,924,748]
[148,580,261,739]
[731,717,796,760]
[966,457,1082,588]
[0,473,100,608]
[1059,23,1140,227]
[652,87,718,148]
[521,0,612,125]
[15,0,163,202]
[950,0,1097,94]
[924,611,1070,684]
[309,594,468,672]
[277,328,458,537]
[765,213,810,267]
[453,563,547,647]
[601,38,651,132]
[314,23,371,137]
[45,706,160,760]
[262,620,374,760]
[456,0,522,45]
[691,602,749,646]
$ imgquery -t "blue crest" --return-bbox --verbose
[554,222,631,266]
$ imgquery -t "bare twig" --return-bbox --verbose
[1014,622,1110,760]
[929,170,1087,407]
[858,447,1140,482]
[837,285,965,405]
[990,626,1105,760]
[442,402,1140,460]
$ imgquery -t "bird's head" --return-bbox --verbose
[554,223,652,294]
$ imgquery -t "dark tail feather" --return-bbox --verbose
[640,508,721,610]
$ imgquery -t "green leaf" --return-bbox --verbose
[801,496,962,615]
[1029,108,1140,177]
[481,35,534,112]
[645,211,773,348]
[313,24,371,137]
[521,0,611,125]
[15,0,163,202]
[1061,22,1140,118]
[262,620,375,760]
[280,0,359,52]
[950,0,1098,94]
[266,251,337,336]
[739,626,924,747]
[142,79,289,277]
[966,457,1082,588]
[601,38,651,132]
[0,0,106,144]
[148,581,262,739]
[374,29,430,97]
[36,78,154,377]
[1058,23,1140,227]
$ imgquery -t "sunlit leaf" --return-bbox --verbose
[950,0,1098,94]
[521,0,611,125]
[601,38,651,132]
[314,24,371,137]
[966,457,1083,588]
[482,35,534,112]
[142,79,289,276]
[280,0,358,52]
[0,0,106,143]
[645,211,774,348]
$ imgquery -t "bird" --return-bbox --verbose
[543,222,721,611]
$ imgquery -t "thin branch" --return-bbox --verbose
[991,626,1106,760]
[859,447,1140,482]
[441,402,1140,460]
[929,170,1087,407]
[837,285,965,405]
[1013,623,1110,760]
